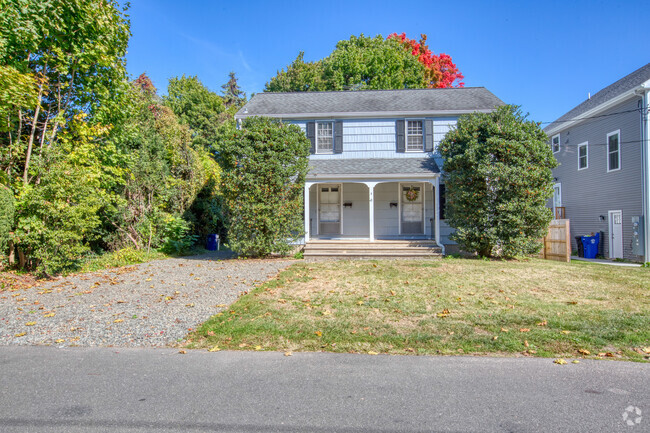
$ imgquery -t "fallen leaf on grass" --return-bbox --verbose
[314,331,322,337]
[208,346,221,352]
[492,336,498,341]
[284,351,292,356]
[437,308,450,318]
[553,358,568,365]
[14,332,26,337]
[178,350,186,354]
[185,303,194,308]
[537,321,547,326]
[55,339,64,343]
[367,351,379,355]
[500,328,509,333]
[578,349,590,355]
[642,347,650,354]
[43,313,55,317]
[215,304,227,308]
[25,322,36,326]
[519,328,530,333]
[561,330,571,334]
[255,345,262,351]
[524,340,529,347]
[114,319,123,323]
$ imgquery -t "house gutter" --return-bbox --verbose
[234,109,495,121]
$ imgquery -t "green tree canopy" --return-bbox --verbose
[218,117,310,257]
[164,75,226,150]
[438,105,557,258]
[265,34,426,92]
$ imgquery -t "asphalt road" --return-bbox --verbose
[0,347,647,433]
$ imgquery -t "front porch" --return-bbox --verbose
[303,178,443,253]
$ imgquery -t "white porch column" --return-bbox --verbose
[304,183,312,243]
[433,177,444,254]
[366,182,377,242]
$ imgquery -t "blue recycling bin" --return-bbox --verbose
[206,234,219,251]
[581,232,600,259]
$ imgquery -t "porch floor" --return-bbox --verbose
[303,239,442,259]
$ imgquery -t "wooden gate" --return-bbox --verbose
[539,219,571,262]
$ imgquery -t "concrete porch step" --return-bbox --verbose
[304,240,442,258]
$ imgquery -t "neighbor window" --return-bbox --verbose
[578,142,588,170]
[316,122,334,154]
[607,130,620,172]
[406,120,423,151]
[551,134,560,153]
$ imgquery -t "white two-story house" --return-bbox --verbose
[235,88,504,256]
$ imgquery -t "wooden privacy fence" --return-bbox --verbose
[538,219,571,262]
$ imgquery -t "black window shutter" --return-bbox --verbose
[424,119,434,152]
[306,122,315,154]
[334,121,343,154]
[440,184,446,220]
[396,120,405,153]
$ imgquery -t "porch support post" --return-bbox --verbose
[304,182,312,243]
[433,177,444,255]
[366,182,377,242]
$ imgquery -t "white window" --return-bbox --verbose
[406,120,423,152]
[316,122,334,154]
[607,130,620,172]
[551,134,560,153]
[578,142,588,170]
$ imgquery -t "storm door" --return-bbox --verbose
[401,183,424,234]
[319,185,341,235]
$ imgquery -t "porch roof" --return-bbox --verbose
[307,158,439,180]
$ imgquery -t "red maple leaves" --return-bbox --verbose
[388,33,464,88]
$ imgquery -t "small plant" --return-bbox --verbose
[293,250,304,259]
[161,216,198,255]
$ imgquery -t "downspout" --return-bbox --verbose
[640,85,650,263]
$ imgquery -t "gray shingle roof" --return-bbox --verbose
[236,88,504,118]
[307,158,439,178]
[545,62,650,133]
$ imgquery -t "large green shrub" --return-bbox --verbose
[0,186,14,254]
[438,105,557,258]
[218,117,310,257]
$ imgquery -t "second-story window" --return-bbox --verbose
[406,120,423,152]
[607,130,620,172]
[551,134,560,153]
[316,122,334,154]
[578,142,588,170]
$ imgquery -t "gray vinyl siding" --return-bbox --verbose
[289,118,457,160]
[551,97,644,260]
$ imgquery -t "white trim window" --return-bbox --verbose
[578,141,588,170]
[316,122,334,154]
[406,120,423,152]
[552,134,560,154]
[607,130,620,172]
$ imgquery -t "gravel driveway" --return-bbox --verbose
[0,252,293,347]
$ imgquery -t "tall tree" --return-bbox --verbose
[164,75,225,149]
[387,33,464,88]
[218,117,310,257]
[0,0,131,185]
[264,33,462,92]
[438,105,557,258]
[221,71,247,108]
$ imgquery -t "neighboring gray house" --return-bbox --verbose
[235,88,503,256]
[544,63,650,262]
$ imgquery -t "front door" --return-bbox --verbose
[609,210,623,259]
[319,185,341,235]
[401,183,424,234]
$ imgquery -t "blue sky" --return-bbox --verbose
[126,0,648,123]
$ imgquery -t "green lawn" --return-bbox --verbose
[186,258,650,361]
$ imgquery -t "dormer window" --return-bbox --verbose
[316,122,334,154]
[406,120,423,152]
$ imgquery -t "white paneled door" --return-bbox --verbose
[608,210,623,259]
[401,183,424,234]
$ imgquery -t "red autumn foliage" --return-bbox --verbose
[387,33,464,88]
